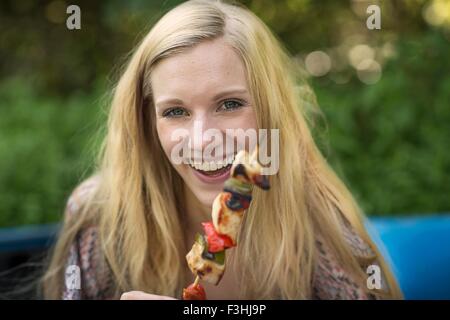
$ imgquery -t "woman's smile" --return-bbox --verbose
[190,162,232,183]
[186,153,235,183]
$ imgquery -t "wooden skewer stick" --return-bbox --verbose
[194,275,200,286]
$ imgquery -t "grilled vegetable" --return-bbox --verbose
[182,282,206,300]
[195,233,226,264]
[202,221,235,252]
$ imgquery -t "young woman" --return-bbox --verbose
[42,0,402,300]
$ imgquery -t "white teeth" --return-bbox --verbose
[202,162,210,171]
[187,154,235,171]
[189,159,200,170]
[191,160,201,170]
[226,154,235,165]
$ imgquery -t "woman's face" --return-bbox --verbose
[151,37,257,208]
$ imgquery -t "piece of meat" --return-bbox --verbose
[186,237,225,285]
[211,192,245,244]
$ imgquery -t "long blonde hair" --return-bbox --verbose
[42,0,402,299]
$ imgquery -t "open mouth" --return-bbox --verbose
[194,163,232,177]
[187,154,235,180]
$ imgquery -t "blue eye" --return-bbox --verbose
[219,100,244,112]
[162,107,188,118]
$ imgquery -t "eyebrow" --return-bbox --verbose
[154,87,249,108]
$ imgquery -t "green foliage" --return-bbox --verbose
[0,79,107,227]
[312,31,450,215]
[0,1,449,226]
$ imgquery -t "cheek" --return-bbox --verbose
[244,108,258,130]
[156,122,177,160]
[220,108,258,131]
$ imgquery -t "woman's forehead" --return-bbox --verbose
[151,39,249,103]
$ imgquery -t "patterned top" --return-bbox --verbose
[62,177,385,300]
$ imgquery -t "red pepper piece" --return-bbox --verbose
[182,282,207,300]
[201,221,234,253]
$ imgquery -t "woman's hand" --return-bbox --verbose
[120,291,177,300]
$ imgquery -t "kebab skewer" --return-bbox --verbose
[182,146,270,300]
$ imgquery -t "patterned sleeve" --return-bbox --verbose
[312,220,387,300]
[61,176,114,300]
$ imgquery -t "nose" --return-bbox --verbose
[187,115,223,160]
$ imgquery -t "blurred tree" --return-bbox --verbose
[0,0,449,226]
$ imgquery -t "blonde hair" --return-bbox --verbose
[42,0,402,299]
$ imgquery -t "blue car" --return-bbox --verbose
[1,215,450,299]
[367,215,450,299]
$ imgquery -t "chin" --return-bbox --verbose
[192,185,221,208]
[178,163,229,207]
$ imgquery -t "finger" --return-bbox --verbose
[120,291,143,300]
[120,291,176,300]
